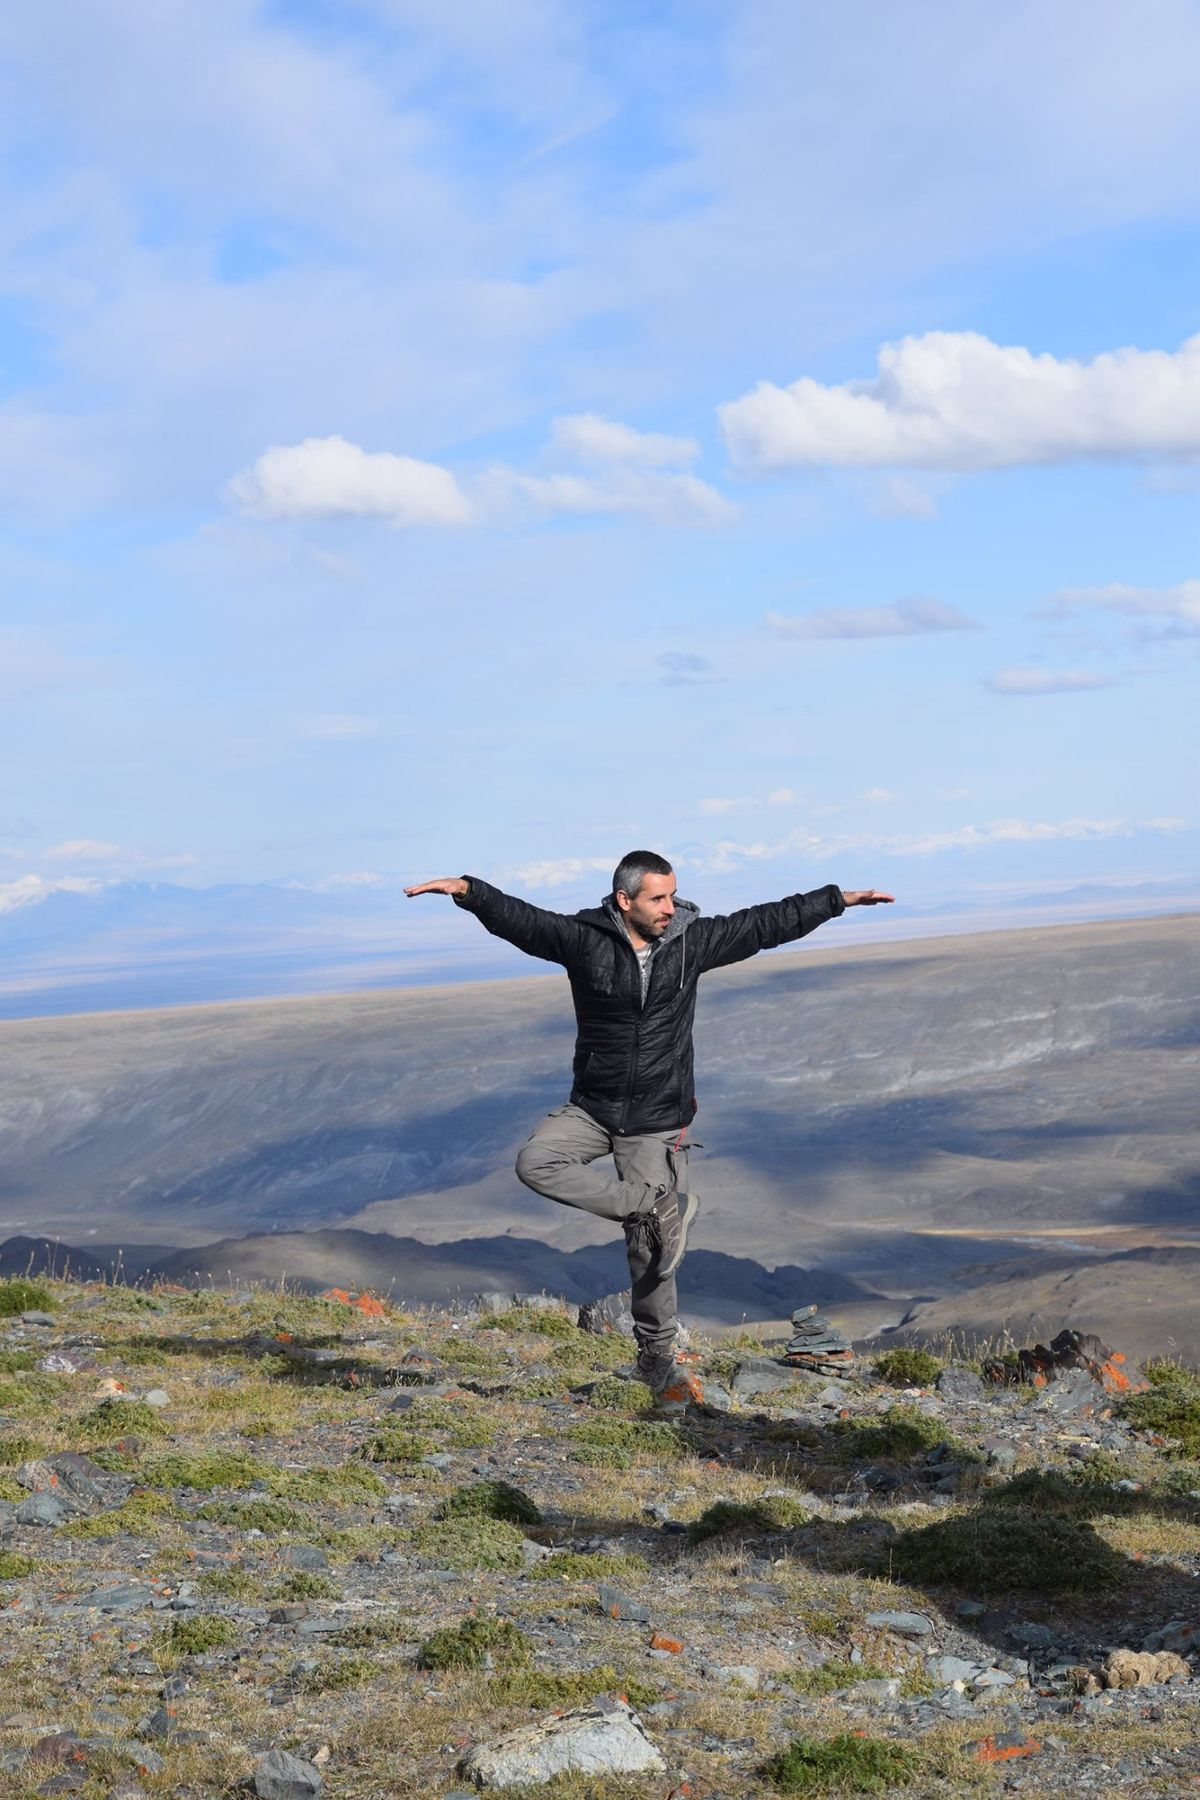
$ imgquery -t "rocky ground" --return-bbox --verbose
[1,1279,1200,1799]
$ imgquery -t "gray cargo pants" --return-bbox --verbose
[514,1102,691,1353]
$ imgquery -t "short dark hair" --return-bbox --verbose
[612,850,674,901]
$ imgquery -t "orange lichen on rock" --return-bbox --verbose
[650,1632,684,1653]
[969,1732,1042,1763]
[321,1286,386,1317]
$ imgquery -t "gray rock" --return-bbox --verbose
[702,1664,760,1688]
[519,1538,551,1566]
[16,1451,119,1512]
[845,1677,901,1702]
[596,1585,650,1623]
[815,1385,847,1408]
[984,1439,1018,1472]
[15,1491,71,1528]
[927,1655,980,1684]
[20,1311,56,1326]
[694,1379,733,1414]
[956,1599,986,1621]
[278,1545,329,1572]
[0,1500,15,1542]
[142,1390,170,1409]
[729,1356,795,1400]
[1008,1621,1057,1651]
[82,1583,156,1612]
[473,1291,517,1315]
[972,1669,1017,1690]
[936,1364,985,1402]
[865,1610,934,1639]
[459,1698,664,1787]
[577,1292,636,1338]
[253,1749,324,1800]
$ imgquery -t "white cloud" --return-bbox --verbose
[765,597,978,639]
[492,468,735,527]
[699,797,739,816]
[549,413,697,467]
[317,871,384,889]
[1041,579,1200,636]
[864,787,894,803]
[696,814,1184,874]
[0,874,110,914]
[228,435,475,526]
[514,856,614,889]
[720,331,1200,471]
[44,838,124,862]
[986,667,1115,695]
[866,476,939,520]
[767,788,795,807]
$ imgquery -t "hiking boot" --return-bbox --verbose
[649,1186,700,1280]
[634,1344,678,1394]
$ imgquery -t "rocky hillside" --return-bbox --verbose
[2,1277,1200,1797]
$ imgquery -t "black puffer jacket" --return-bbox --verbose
[455,877,845,1135]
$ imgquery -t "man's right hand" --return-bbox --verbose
[404,877,469,898]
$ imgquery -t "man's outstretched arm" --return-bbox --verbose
[697,883,894,971]
[404,874,585,967]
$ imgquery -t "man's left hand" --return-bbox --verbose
[843,889,895,906]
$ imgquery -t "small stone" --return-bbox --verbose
[967,1730,1041,1763]
[81,1583,156,1612]
[474,1291,518,1316]
[984,1439,1018,1472]
[141,1390,170,1408]
[702,1664,759,1688]
[729,1357,795,1400]
[269,1605,312,1626]
[519,1538,551,1566]
[278,1546,328,1572]
[927,1655,980,1684]
[596,1585,650,1623]
[1008,1621,1056,1651]
[20,1311,56,1326]
[15,1492,71,1528]
[956,1599,986,1621]
[253,1749,324,1800]
[936,1365,985,1402]
[459,1699,665,1787]
[971,1668,1016,1691]
[0,1500,15,1542]
[815,1384,847,1408]
[846,1677,901,1702]
[865,1609,934,1639]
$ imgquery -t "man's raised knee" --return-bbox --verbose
[515,1141,555,1192]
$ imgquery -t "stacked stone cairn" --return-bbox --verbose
[782,1303,855,1376]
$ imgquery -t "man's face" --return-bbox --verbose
[617,872,677,940]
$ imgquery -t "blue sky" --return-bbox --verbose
[2,0,1198,942]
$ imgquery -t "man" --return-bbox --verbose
[405,853,893,1400]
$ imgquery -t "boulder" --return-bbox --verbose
[459,1698,664,1788]
[254,1749,324,1800]
[1101,1648,1190,1688]
[577,1292,636,1338]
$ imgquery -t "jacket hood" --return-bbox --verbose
[585,892,701,943]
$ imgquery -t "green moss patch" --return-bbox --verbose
[833,1406,976,1464]
[75,1399,169,1442]
[0,1435,43,1466]
[1121,1368,1200,1457]
[781,1660,892,1696]
[581,1375,656,1414]
[872,1348,943,1388]
[195,1497,308,1531]
[418,1614,533,1670]
[64,1492,183,1539]
[0,1553,37,1579]
[689,1496,810,1540]
[885,1505,1127,1594]
[142,1449,272,1490]
[764,1733,924,1793]
[298,1654,379,1692]
[488,1665,661,1710]
[527,1550,650,1583]
[410,1516,527,1572]
[330,1614,411,1648]
[362,1428,435,1464]
[274,1570,340,1601]
[488,1307,577,1338]
[435,1480,541,1526]
[170,1614,239,1654]
[0,1279,55,1317]
[566,1417,687,1468]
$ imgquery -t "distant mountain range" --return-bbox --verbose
[0,1230,879,1333]
[2,874,1198,1018]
